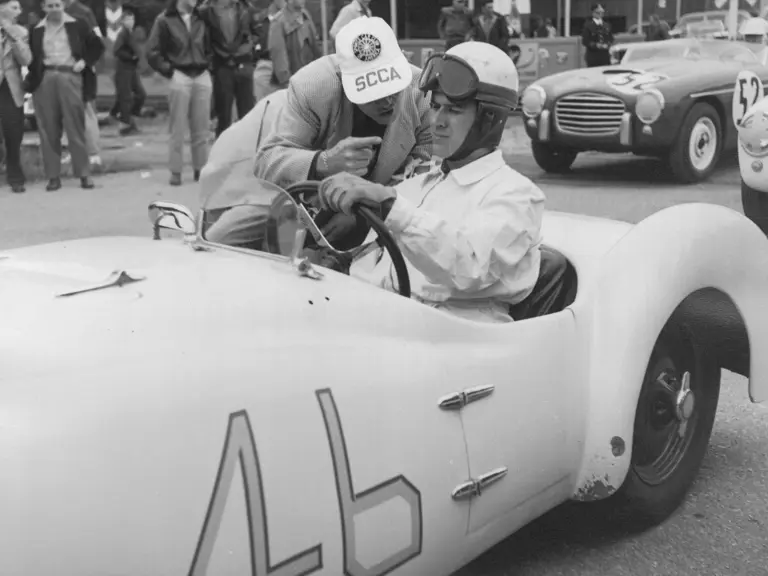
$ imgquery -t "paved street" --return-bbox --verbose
[1,120,766,576]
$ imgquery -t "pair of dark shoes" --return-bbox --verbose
[46,177,95,191]
[11,183,25,193]
[170,170,201,186]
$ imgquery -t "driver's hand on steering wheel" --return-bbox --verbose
[319,172,397,217]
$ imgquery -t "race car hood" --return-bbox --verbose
[532,57,728,99]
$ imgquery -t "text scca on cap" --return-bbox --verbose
[335,16,412,105]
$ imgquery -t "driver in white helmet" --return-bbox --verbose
[318,42,545,323]
[741,17,768,44]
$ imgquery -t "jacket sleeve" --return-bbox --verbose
[581,23,595,48]
[81,19,104,66]
[384,179,545,293]
[253,78,324,188]
[9,25,31,67]
[437,10,446,38]
[146,14,173,77]
[268,18,290,85]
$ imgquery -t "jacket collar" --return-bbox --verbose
[448,149,506,186]
[36,12,76,28]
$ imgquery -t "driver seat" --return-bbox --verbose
[509,246,576,321]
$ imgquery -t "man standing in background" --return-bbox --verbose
[146,0,212,186]
[646,13,670,41]
[437,0,471,50]
[329,0,371,43]
[112,5,144,134]
[268,0,320,89]
[63,0,104,168]
[581,2,612,67]
[199,0,258,138]
[251,0,283,101]
[25,0,104,190]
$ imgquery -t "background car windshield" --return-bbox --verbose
[624,43,690,62]
[199,164,303,257]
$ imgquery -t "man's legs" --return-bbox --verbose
[0,80,26,190]
[33,72,64,181]
[167,70,192,183]
[60,73,91,181]
[130,68,146,116]
[213,66,235,137]
[234,65,255,125]
[84,100,101,162]
[189,72,213,174]
[114,64,134,124]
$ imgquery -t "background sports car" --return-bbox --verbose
[2,159,768,575]
[521,38,768,183]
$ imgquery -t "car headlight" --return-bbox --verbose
[521,85,546,118]
[635,89,665,125]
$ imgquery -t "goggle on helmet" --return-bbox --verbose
[418,52,518,110]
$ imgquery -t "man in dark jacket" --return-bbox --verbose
[199,0,259,137]
[26,0,104,190]
[646,13,670,41]
[581,2,613,67]
[63,0,104,166]
[467,0,509,53]
[437,0,472,50]
[146,0,212,185]
[112,5,145,134]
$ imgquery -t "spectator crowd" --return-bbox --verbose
[0,0,559,193]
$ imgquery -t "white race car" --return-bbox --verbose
[2,157,768,575]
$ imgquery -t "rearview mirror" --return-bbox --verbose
[148,201,196,240]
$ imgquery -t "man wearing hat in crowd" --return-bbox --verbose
[253,16,432,247]
[582,2,613,67]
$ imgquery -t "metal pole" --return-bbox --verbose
[390,0,398,38]
[728,0,738,38]
[676,0,682,23]
[637,0,643,32]
[564,0,571,36]
[320,0,329,55]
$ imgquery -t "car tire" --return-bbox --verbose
[606,321,720,529]
[531,141,578,173]
[668,102,722,184]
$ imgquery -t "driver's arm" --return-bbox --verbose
[254,70,326,189]
[385,177,545,294]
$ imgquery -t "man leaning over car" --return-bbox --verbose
[253,16,432,249]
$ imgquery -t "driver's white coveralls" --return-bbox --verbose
[352,150,545,323]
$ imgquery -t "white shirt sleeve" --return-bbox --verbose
[384,181,545,293]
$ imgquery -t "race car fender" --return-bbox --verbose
[571,202,768,500]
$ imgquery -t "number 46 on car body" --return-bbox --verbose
[733,70,765,128]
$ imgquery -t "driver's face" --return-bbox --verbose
[428,91,477,159]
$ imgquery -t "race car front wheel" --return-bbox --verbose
[531,142,578,173]
[607,322,720,529]
[668,102,722,184]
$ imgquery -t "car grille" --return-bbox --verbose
[554,92,626,136]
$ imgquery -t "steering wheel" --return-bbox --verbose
[284,181,411,298]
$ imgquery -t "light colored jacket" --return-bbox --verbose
[268,7,321,87]
[254,55,432,188]
[2,24,32,107]
[329,0,371,40]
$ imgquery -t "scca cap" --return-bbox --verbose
[335,16,412,105]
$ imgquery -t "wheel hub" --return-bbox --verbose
[675,371,695,424]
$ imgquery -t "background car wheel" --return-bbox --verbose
[531,142,578,173]
[604,322,720,530]
[668,102,722,184]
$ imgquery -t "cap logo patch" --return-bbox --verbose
[352,33,382,62]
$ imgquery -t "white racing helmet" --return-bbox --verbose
[741,17,768,43]
[419,42,519,162]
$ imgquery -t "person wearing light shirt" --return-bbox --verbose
[329,0,371,42]
[318,42,544,324]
